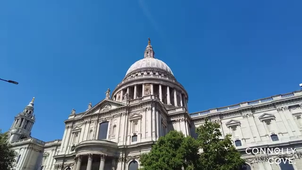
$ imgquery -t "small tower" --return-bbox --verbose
[8,97,36,143]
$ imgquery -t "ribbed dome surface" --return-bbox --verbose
[126,57,173,76]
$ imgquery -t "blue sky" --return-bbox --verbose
[1,0,302,142]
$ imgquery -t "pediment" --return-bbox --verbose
[43,152,49,157]
[258,113,275,121]
[84,99,125,116]
[226,120,241,128]
[72,126,81,132]
[129,113,142,120]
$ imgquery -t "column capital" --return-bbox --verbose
[100,154,105,160]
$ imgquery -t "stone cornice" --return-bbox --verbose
[65,97,170,124]
[10,137,45,147]
[75,140,118,150]
[118,141,154,149]
[124,67,176,81]
[191,91,302,120]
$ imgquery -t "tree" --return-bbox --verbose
[0,130,16,170]
[196,119,245,170]
[140,130,200,170]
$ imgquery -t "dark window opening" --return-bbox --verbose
[235,140,242,147]
[271,134,279,141]
[240,164,251,170]
[129,86,134,100]
[20,135,27,140]
[132,135,137,142]
[279,158,294,170]
[137,85,142,98]
[153,84,159,99]
[98,121,109,140]
[19,118,24,127]
[177,93,181,106]
[162,86,167,104]
[170,88,174,105]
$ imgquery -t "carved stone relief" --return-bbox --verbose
[101,104,112,111]
[126,155,140,162]
[144,84,151,95]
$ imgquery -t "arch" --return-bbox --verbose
[128,160,139,170]
[64,165,71,170]
[240,163,251,170]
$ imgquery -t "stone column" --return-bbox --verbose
[120,91,124,102]
[159,85,162,101]
[134,85,137,99]
[86,154,93,170]
[174,89,177,106]
[112,158,116,170]
[99,155,105,170]
[142,84,145,97]
[151,84,154,95]
[76,156,82,170]
[180,94,183,107]
[167,86,171,105]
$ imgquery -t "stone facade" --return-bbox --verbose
[8,40,302,170]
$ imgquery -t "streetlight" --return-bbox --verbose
[0,78,18,85]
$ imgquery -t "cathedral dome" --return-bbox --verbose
[126,57,173,76]
[125,38,173,76]
[112,38,188,108]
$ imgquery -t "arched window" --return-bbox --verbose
[235,140,242,147]
[240,164,251,170]
[280,158,294,170]
[129,160,138,170]
[271,134,279,141]
[98,121,109,140]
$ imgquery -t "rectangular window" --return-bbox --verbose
[98,122,109,140]
[132,135,137,142]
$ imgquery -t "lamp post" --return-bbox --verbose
[0,78,18,85]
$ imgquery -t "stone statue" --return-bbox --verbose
[88,102,92,109]
[144,84,151,95]
[106,88,110,99]
[71,109,76,115]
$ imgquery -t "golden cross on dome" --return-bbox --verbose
[31,97,35,103]
[148,38,151,45]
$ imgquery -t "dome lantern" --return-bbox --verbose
[144,38,155,58]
